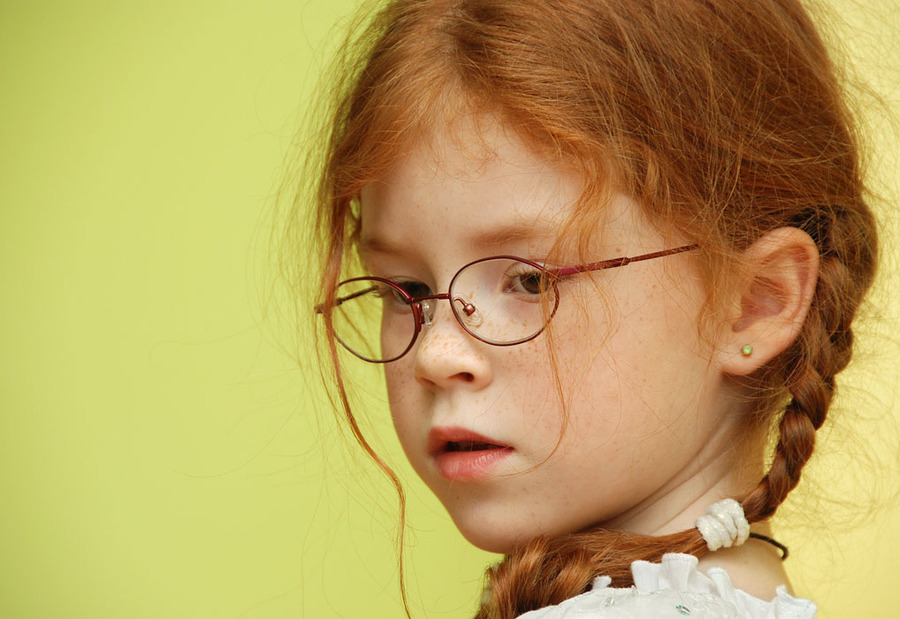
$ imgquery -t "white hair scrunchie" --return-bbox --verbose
[695,498,751,552]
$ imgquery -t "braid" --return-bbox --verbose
[476,529,708,618]
[743,221,875,521]
[742,370,829,520]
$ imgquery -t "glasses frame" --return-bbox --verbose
[318,244,698,363]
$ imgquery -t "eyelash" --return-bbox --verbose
[392,279,432,299]
[505,266,545,294]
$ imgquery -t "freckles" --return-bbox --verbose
[488,352,562,448]
[385,365,419,411]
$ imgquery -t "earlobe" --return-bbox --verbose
[720,227,820,376]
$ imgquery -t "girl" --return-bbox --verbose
[295,0,879,616]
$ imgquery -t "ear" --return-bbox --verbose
[719,227,820,375]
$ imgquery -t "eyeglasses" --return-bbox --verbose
[317,245,698,363]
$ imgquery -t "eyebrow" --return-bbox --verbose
[358,235,406,257]
[469,223,559,250]
[358,220,562,261]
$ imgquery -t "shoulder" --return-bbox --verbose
[516,554,817,619]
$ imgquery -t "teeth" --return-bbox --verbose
[447,441,497,452]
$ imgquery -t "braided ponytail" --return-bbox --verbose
[476,530,709,618]
[744,210,877,521]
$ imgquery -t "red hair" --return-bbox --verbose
[292,0,879,616]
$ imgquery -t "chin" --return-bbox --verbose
[445,501,615,555]
[457,525,520,554]
[448,509,560,555]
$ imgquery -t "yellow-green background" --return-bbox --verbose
[1,1,898,617]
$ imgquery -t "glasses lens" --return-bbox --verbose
[331,278,417,362]
[450,257,558,345]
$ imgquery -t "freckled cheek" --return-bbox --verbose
[383,364,406,401]
[524,332,637,445]
[383,364,423,444]
[497,345,572,440]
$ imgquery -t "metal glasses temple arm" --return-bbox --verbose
[549,244,699,279]
[315,284,380,315]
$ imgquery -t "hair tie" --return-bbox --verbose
[695,498,750,552]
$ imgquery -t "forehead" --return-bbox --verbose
[358,113,589,256]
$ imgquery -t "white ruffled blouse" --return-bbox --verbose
[517,554,816,618]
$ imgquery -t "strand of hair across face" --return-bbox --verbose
[322,292,414,619]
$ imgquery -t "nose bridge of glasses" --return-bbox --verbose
[416,292,450,328]
[416,292,483,331]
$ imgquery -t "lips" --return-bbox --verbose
[428,427,513,481]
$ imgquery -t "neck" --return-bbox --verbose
[697,520,792,600]
[602,412,767,537]
[595,406,790,600]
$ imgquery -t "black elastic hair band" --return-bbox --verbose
[748,532,789,561]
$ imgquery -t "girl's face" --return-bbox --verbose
[358,115,749,553]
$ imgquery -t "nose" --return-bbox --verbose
[413,301,493,390]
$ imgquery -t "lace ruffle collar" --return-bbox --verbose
[517,553,817,618]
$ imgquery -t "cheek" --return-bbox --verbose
[383,362,421,444]
[496,345,567,427]
[383,362,407,403]
[540,296,700,442]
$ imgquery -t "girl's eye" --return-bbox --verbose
[504,269,548,296]
[369,280,432,314]
[369,281,420,314]
[392,280,432,300]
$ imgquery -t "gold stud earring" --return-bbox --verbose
[741,344,753,357]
